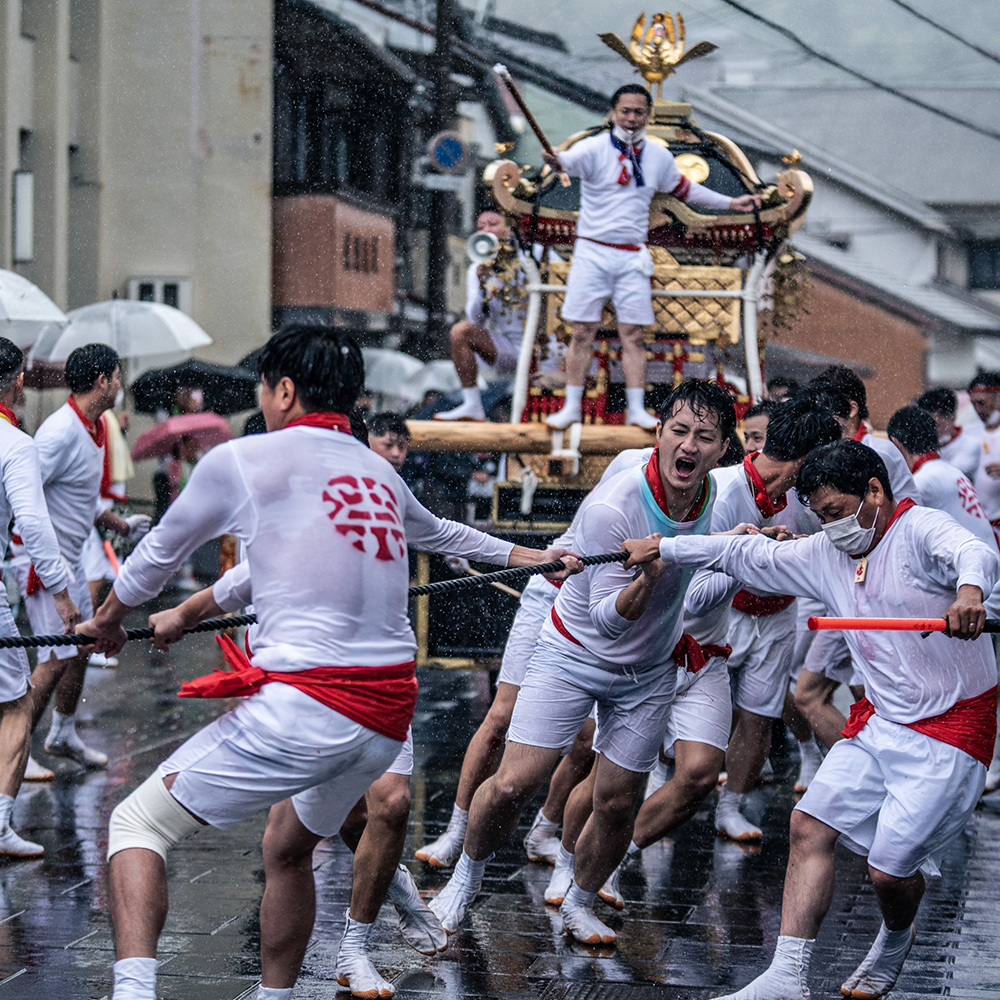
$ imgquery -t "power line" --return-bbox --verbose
[882,0,1000,67]
[713,0,1000,144]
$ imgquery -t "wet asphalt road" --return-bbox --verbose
[0,601,997,999]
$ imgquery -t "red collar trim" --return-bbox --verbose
[284,412,352,434]
[949,425,963,442]
[744,452,787,517]
[911,451,939,475]
[884,496,917,535]
[853,425,867,443]
[0,403,16,428]
[644,448,709,522]
[67,396,105,448]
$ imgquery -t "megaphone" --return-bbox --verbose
[466,231,500,264]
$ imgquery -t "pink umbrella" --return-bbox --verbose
[131,412,232,461]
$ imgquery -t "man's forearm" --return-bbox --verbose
[94,588,136,628]
[615,576,656,622]
[96,509,127,534]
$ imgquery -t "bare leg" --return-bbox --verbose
[560,765,596,852]
[561,322,600,387]
[349,772,410,923]
[260,799,322,989]
[633,739,724,848]
[725,708,773,794]
[573,756,645,892]
[617,322,648,390]
[449,321,497,388]
[28,654,70,730]
[456,682,519,811]
[539,717,595,823]
[110,848,169,958]
[110,775,199,960]
[794,669,846,750]
[870,866,924,931]
[777,810,841,938]
[782,690,813,743]
[0,694,31,797]
[53,655,87,716]
[464,741,563,860]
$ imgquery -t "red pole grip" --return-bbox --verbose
[807,616,947,632]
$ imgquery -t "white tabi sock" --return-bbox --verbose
[563,880,597,911]
[563,385,584,413]
[48,710,75,744]
[112,957,158,1000]
[531,806,559,836]
[453,850,488,890]
[626,840,641,857]
[256,988,293,1000]
[555,843,574,870]
[713,935,814,1000]
[0,794,13,832]
[626,387,647,414]
[448,802,469,839]
[461,387,482,408]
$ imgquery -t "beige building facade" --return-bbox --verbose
[0,0,273,366]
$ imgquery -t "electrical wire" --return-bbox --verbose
[882,0,1000,68]
[713,0,1000,144]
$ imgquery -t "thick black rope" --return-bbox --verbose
[0,552,630,649]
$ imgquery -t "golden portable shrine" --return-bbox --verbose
[409,11,813,666]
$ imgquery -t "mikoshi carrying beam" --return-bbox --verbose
[808,616,1000,633]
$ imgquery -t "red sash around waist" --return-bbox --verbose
[177,634,417,743]
[841,685,998,767]
[10,534,44,595]
[577,235,643,252]
[732,590,795,616]
[550,606,584,647]
[672,633,733,673]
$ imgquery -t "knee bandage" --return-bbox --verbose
[107,772,205,861]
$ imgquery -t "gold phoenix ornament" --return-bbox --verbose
[598,12,717,99]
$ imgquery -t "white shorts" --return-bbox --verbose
[795,714,985,878]
[801,628,855,687]
[82,528,115,584]
[507,637,675,773]
[663,656,732,754]
[384,729,413,777]
[11,557,92,663]
[728,604,798,719]
[560,238,654,326]
[0,601,30,703]
[156,687,401,837]
[497,605,547,687]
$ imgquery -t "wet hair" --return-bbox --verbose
[719,433,745,467]
[367,411,410,441]
[766,376,799,395]
[657,379,736,446]
[610,83,652,110]
[797,440,893,506]
[761,397,843,462]
[792,383,850,421]
[743,401,776,422]
[811,365,868,420]
[916,387,957,417]
[969,371,1000,393]
[887,406,938,456]
[65,344,120,394]
[348,406,369,445]
[258,325,364,413]
[0,339,24,394]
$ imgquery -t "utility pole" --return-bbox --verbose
[424,0,455,357]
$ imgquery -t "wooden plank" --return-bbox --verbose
[405,420,655,454]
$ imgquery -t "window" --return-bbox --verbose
[128,277,192,314]
[968,242,1000,289]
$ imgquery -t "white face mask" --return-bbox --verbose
[612,124,646,146]
[821,498,877,555]
[114,389,124,409]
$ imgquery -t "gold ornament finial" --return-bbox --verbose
[598,12,717,101]
[781,149,803,166]
[494,141,516,155]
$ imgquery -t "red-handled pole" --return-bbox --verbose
[808,616,1000,633]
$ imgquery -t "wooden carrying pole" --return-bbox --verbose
[406,420,654,455]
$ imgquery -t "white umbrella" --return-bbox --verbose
[28,300,212,378]
[0,269,67,348]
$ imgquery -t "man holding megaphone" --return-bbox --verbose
[436,210,560,422]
